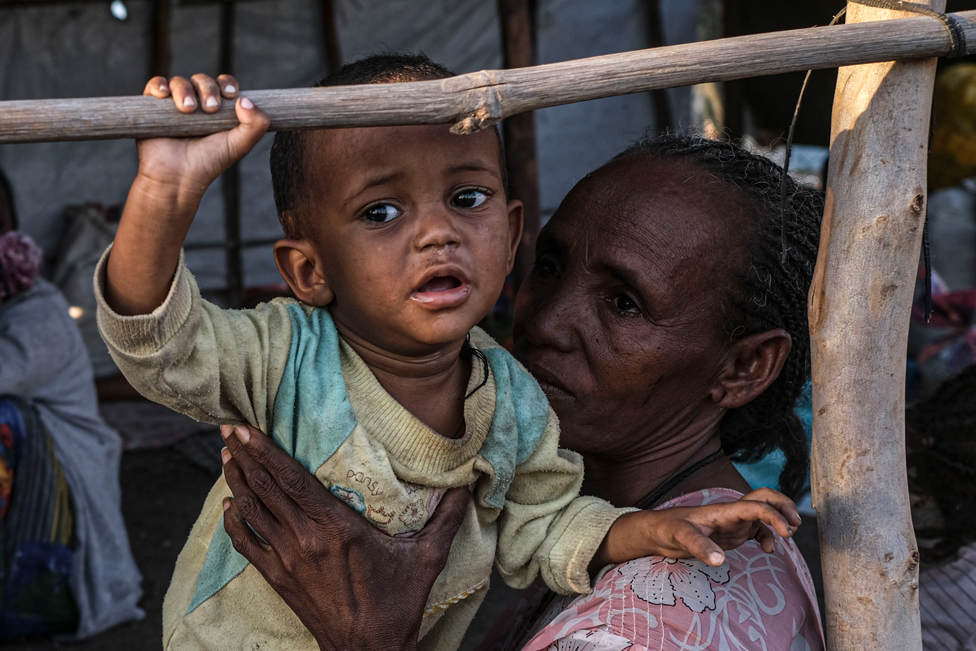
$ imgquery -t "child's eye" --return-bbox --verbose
[452,189,489,209]
[362,204,402,223]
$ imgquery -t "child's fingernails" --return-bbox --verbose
[205,97,219,108]
[221,448,231,464]
[223,498,231,512]
[224,84,237,94]
[159,84,168,92]
[235,425,251,443]
[183,96,196,108]
[240,96,253,109]
[708,552,724,566]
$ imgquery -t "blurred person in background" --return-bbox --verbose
[0,167,143,640]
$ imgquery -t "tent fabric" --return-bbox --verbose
[0,0,695,291]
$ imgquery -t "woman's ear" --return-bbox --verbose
[709,329,793,409]
[273,239,334,306]
[505,199,524,272]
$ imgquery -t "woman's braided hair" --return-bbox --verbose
[612,133,823,499]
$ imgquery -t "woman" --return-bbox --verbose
[0,168,143,639]
[219,134,824,650]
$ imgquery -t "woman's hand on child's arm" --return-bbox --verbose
[105,74,269,316]
[590,487,802,571]
[220,424,470,651]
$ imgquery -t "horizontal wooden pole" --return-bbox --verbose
[2,9,975,143]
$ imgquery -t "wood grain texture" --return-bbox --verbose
[1,9,974,143]
[809,2,937,650]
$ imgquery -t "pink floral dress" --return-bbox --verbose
[515,489,824,651]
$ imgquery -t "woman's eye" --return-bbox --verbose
[533,257,559,277]
[452,189,489,209]
[611,294,640,314]
[362,204,402,223]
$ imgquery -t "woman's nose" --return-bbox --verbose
[414,206,461,253]
[518,282,578,353]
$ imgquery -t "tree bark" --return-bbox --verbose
[1,9,973,143]
[809,2,939,650]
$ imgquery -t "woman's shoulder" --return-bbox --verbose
[522,487,825,651]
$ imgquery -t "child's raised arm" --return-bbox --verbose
[591,487,803,570]
[105,74,269,316]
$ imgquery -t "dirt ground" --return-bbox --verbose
[2,438,826,650]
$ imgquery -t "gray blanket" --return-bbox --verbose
[0,279,143,639]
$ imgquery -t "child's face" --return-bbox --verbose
[277,125,522,357]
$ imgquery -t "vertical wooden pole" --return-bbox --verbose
[809,2,939,650]
[320,0,341,73]
[644,0,673,133]
[497,0,540,287]
[150,0,172,79]
[721,0,744,138]
[220,0,243,308]
[692,0,725,138]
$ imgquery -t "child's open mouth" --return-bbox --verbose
[417,276,462,293]
[411,273,471,309]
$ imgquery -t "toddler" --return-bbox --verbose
[96,54,798,651]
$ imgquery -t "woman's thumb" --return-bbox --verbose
[421,487,470,542]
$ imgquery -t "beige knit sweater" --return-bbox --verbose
[95,249,632,651]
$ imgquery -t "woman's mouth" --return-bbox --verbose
[411,275,471,309]
[525,362,575,402]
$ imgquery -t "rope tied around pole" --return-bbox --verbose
[852,0,967,58]
[780,0,963,318]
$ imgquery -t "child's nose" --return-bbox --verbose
[414,207,461,252]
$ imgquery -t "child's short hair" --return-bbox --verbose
[270,53,507,240]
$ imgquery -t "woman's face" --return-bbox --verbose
[513,158,752,459]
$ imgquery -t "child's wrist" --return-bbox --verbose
[132,168,207,212]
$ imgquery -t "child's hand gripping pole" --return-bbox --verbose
[591,487,802,572]
[104,74,269,317]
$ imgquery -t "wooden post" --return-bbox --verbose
[151,0,173,79]
[320,0,341,73]
[219,0,243,308]
[644,0,673,133]
[2,11,973,143]
[721,0,744,138]
[808,1,941,650]
[497,0,540,287]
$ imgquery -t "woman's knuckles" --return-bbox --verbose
[235,493,263,522]
[248,468,277,495]
[277,466,313,499]
[296,532,326,561]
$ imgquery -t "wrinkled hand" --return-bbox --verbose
[596,487,801,569]
[220,423,470,651]
[138,73,268,200]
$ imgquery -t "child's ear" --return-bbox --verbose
[505,199,524,272]
[708,329,793,409]
[273,239,334,306]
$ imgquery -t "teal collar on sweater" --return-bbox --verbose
[187,306,549,615]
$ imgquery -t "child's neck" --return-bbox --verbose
[335,326,471,440]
